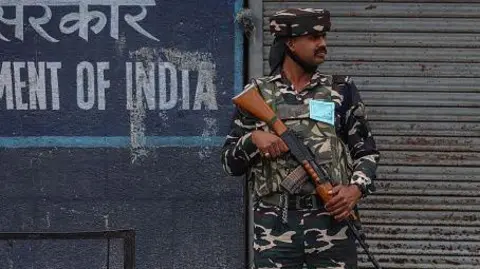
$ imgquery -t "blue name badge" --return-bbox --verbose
[309,100,335,126]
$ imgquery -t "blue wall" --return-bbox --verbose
[0,0,245,268]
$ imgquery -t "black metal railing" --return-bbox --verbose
[0,229,135,269]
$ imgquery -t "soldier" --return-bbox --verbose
[221,8,380,269]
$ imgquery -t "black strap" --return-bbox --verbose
[284,46,318,74]
[268,38,287,76]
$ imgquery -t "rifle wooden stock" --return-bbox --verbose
[232,86,288,135]
[232,85,334,204]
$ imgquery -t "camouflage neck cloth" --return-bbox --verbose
[268,8,331,75]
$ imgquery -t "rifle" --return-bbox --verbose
[232,84,382,269]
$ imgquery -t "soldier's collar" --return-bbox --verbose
[310,72,332,87]
[267,73,282,83]
[273,71,329,88]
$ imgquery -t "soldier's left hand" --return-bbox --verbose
[325,185,362,222]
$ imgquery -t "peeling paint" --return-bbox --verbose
[104,214,110,229]
[161,48,213,71]
[7,256,13,269]
[129,48,156,163]
[46,211,51,228]
[198,117,219,159]
[129,98,148,163]
[158,111,169,128]
[60,207,83,215]
[129,47,161,63]
[115,32,127,56]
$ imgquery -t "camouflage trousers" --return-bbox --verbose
[253,201,357,269]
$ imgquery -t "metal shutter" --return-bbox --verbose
[247,1,480,268]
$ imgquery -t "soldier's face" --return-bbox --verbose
[289,33,327,65]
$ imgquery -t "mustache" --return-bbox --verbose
[315,47,328,54]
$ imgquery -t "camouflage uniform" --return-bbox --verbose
[221,8,380,269]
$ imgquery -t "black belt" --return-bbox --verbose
[260,193,323,210]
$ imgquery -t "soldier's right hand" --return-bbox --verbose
[251,130,289,159]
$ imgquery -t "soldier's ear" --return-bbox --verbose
[286,38,295,51]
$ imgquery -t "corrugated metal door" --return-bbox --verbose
[247,1,480,268]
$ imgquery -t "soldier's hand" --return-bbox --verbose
[325,185,362,222]
[251,130,289,159]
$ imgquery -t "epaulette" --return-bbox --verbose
[332,75,349,85]
[332,75,355,93]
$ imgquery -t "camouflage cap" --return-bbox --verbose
[269,8,331,38]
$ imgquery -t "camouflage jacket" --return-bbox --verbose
[221,72,380,198]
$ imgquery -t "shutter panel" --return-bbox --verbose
[254,1,480,268]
